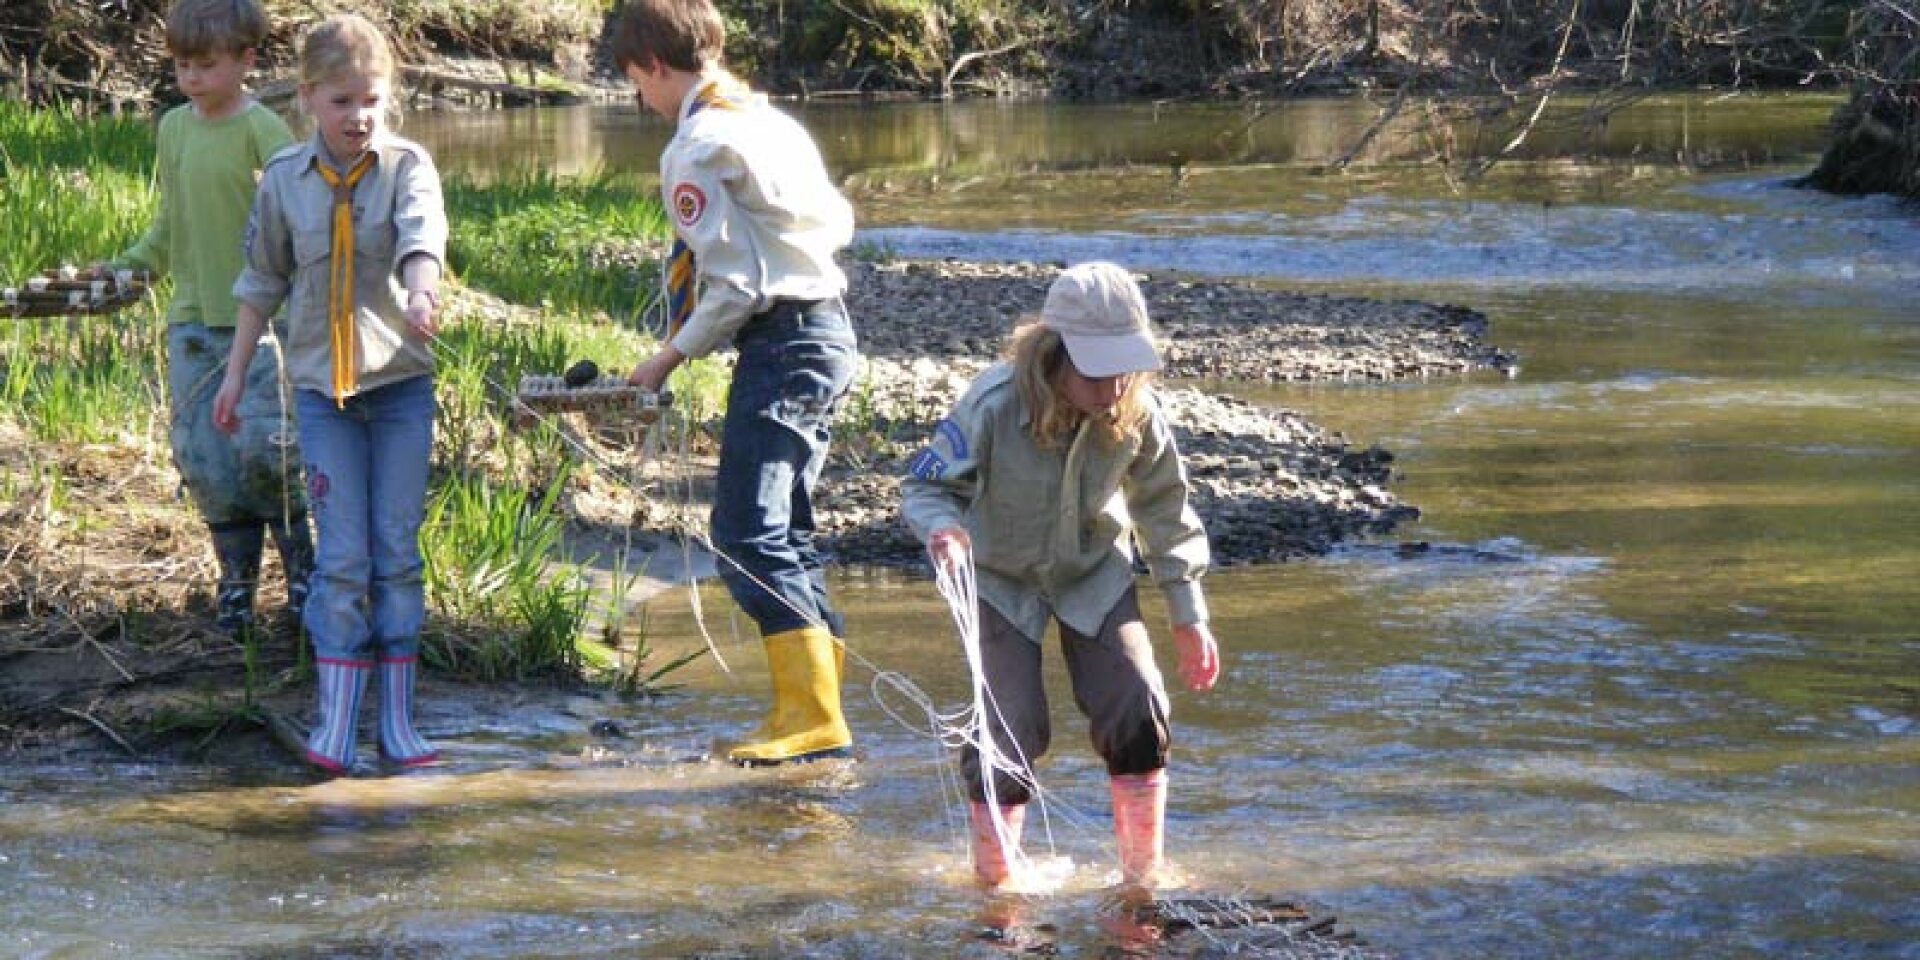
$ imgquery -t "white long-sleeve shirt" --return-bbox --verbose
[662,78,853,358]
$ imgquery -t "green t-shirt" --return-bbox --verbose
[119,100,295,328]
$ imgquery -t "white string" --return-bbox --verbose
[924,543,1103,890]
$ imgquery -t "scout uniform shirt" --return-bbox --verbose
[899,363,1212,643]
[661,75,853,360]
[232,132,448,399]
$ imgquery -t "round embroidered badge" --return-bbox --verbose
[672,183,707,227]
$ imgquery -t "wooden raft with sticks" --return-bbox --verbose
[1129,895,1389,957]
[4,268,152,318]
[511,364,671,430]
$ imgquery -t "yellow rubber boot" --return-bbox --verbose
[743,632,844,744]
[729,626,853,766]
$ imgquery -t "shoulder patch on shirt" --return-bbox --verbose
[907,448,948,481]
[671,182,707,227]
[934,418,968,460]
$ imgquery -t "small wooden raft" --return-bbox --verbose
[512,371,670,428]
[1130,896,1386,958]
[4,268,152,318]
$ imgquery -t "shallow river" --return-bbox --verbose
[4,95,1917,959]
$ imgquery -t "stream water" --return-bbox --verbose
[4,93,1916,959]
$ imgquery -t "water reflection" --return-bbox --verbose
[406,93,1843,182]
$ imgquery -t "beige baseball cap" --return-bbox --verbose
[1040,262,1162,378]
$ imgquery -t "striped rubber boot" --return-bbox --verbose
[305,658,370,775]
[376,655,439,767]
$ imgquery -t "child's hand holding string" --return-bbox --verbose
[400,254,443,341]
[404,288,440,340]
[927,526,972,577]
[1172,622,1220,691]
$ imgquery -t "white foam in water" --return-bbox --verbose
[1003,853,1076,895]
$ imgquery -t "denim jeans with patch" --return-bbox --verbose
[711,300,857,637]
[293,375,435,660]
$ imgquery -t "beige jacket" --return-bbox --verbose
[900,363,1211,643]
[662,79,853,359]
[232,132,448,397]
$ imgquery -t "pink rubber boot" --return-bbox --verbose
[1110,769,1167,888]
[968,801,1027,888]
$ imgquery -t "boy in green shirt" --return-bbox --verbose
[100,0,312,634]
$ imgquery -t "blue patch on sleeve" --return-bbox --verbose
[907,448,948,480]
[934,419,968,460]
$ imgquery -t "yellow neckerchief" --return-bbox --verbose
[313,150,376,407]
[664,75,751,340]
[687,72,751,117]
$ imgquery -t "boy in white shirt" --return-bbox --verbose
[615,0,860,766]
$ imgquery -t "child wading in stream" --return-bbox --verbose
[900,261,1223,891]
[214,13,449,775]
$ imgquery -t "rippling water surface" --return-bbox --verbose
[4,94,1916,959]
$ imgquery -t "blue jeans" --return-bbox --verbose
[294,376,435,660]
[712,299,857,637]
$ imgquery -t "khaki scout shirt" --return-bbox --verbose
[662,77,853,359]
[900,364,1211,644]
[233,132,448,398]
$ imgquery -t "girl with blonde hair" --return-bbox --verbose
[215,12,449,775]
[901,262,1222,891]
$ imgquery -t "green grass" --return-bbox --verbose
[0,99,154,171]
[1,104,705,693]
[0,102,156,286]
[441,167,735,438]
[6,318,166,444]
[444,168,666,322]
[420,467,593,682]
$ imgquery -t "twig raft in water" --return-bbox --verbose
[1131,895,1394,959]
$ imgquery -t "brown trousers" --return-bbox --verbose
[962,587,1172,805]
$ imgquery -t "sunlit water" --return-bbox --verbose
[5,95,1917,959]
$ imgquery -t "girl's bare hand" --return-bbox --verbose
[927,526,972,575]
[211,378,244,435]
[1172,623,1220,692]
[404,295,438,340]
